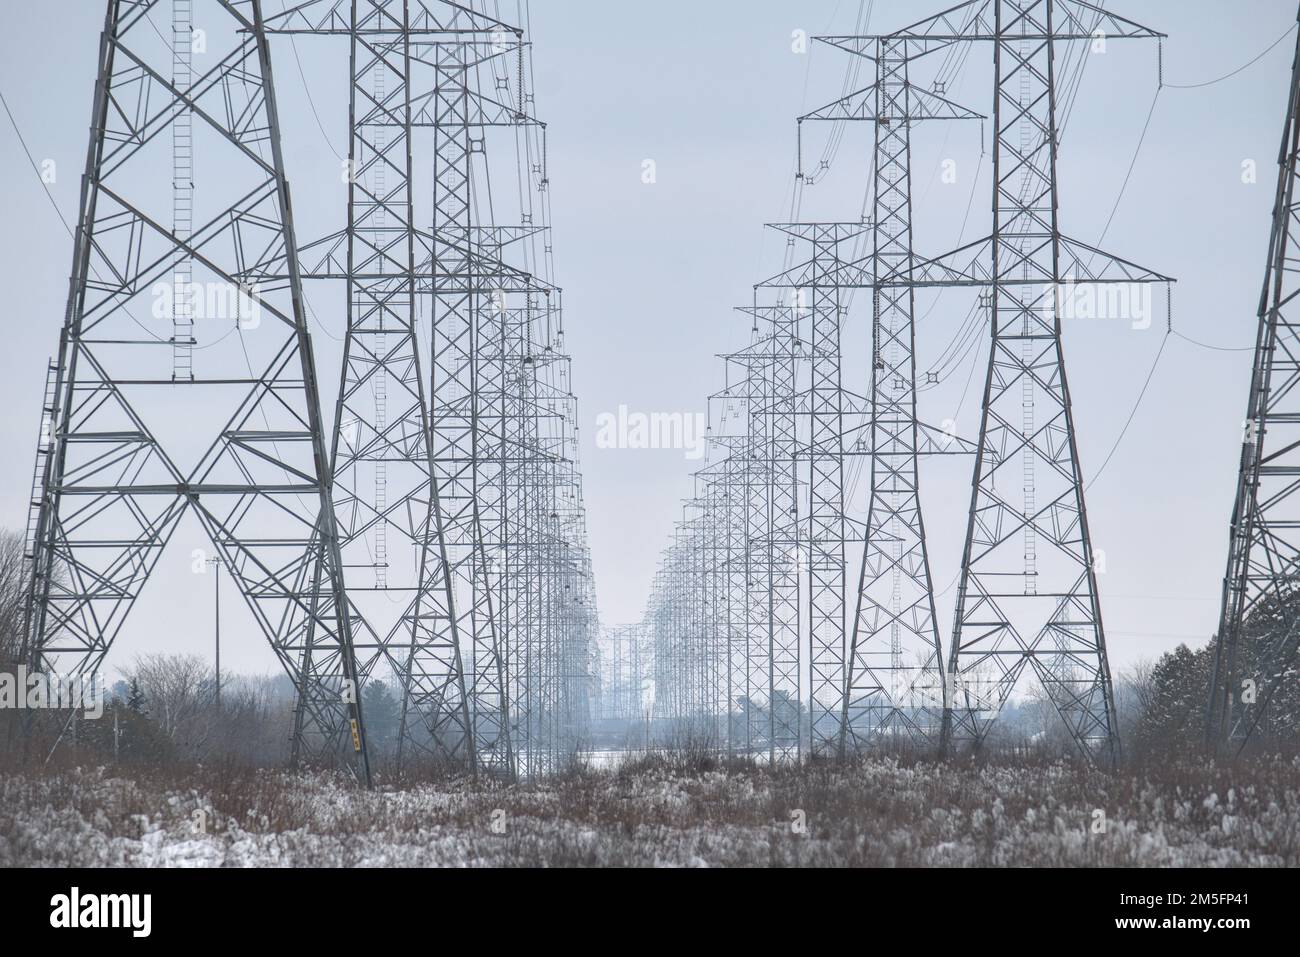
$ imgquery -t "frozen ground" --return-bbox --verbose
[2,755,1298,867]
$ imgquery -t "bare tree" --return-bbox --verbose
[121,653,217,758]
[0,530,29,669]
[1115,657,1157,738]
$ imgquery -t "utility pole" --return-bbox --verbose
[207,556,223,711]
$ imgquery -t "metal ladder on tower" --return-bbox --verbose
[1018,37,1037,599]
[171,0,194,382]
[23,360,59,562]
[372,60,388,590]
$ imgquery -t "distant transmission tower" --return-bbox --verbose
[22,0,370,780]
[260,0,523,777]
[758,225,866,757]
[751,300,804,762]
[1206,10,1300,754]
[795,34,981,753]
[718,321,784,756]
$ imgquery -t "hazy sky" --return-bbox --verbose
[0,0,1296,678]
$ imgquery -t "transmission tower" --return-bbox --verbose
[423,12,538,779]
[853,0,1169,767]
[598,624,644,723]
[754,299,804,762]
[729,349,776,757]
[755,226,864,756]
[1206,9,1300,754]
[22,0,370,779]
[704,410,749,753]
[719,324,784,756]
[789,35,982,753]
[690,469,730,747]
[261,0,600,780]
[260,0,531,777]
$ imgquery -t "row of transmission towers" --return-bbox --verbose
[18,0,599,784]
[635,0,1179,769]
[591,623,647,725]
[17,0,1300,783]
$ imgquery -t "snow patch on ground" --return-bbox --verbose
[2,757,1298,866]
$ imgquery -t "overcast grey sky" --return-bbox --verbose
[0,0,1295,678]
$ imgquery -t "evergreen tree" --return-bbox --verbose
[126,677,148,715]
[362,679,400,753]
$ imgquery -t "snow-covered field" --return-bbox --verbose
[3,756,1298,867]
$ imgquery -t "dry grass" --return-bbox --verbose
[2,746,1298,867]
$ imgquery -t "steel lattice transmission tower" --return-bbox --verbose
[748,300,804,762]
[731,329,780,758]
[260,0,530,777]
[794,34,982,753]
[706,425,749,753]
[757,226,864,757]
[867,0,1171,766]
[261,0,599,780]
[424,14,533,779]
[597,624,644,723]
[710,316,790,757]
[849,44,976,750]
[1206,10,1300,754]
[22,0,371,779]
